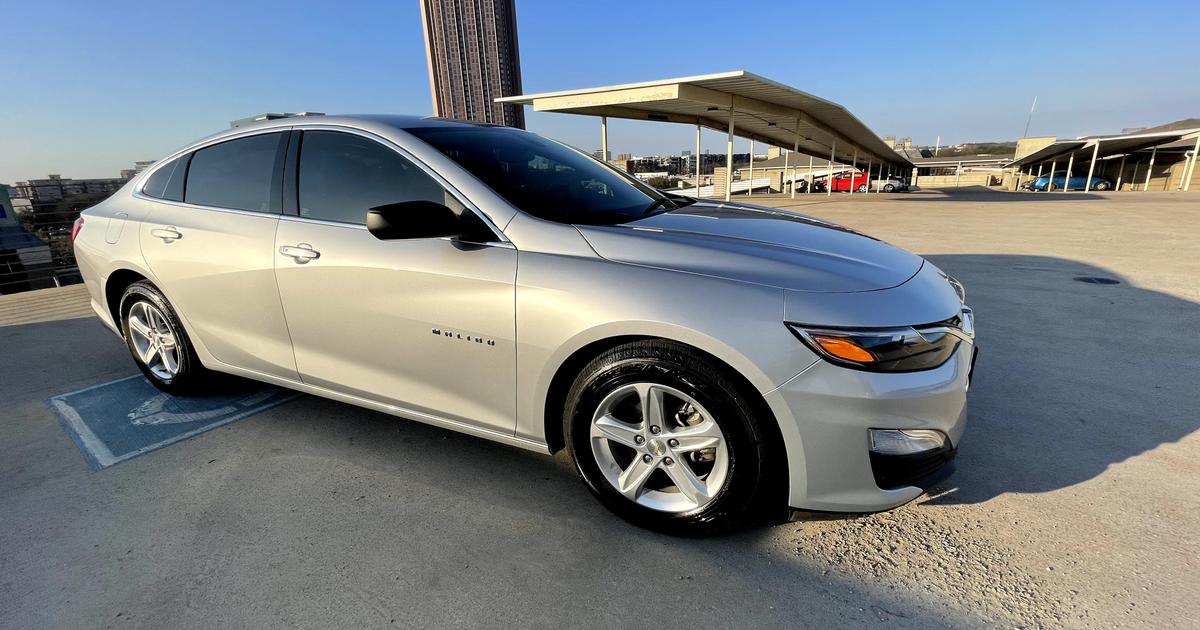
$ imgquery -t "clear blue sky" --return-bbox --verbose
[3,0,1198,182]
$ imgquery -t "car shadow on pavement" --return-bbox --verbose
[897,187,1114,201]
[919,254,1200,505]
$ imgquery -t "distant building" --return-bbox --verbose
[421,0,524,128]
[616,153,633,161]
[120,160,157,180]
[10,174,128,210]
[592,149,611,161]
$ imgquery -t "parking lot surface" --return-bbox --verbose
[2,189,1197,628]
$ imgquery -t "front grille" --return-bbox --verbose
[869,443,957,490]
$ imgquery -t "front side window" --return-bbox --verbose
[297,131,453,225]
[406,125,691,225]
[185,133,285,212]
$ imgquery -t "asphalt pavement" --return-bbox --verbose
[2,188,1197,628]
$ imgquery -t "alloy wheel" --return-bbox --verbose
[589,382,729,513]
[127,301,181,380]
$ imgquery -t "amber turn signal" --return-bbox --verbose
[810,335,876,363]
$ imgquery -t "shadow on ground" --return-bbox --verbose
[921,254,1200,504]
[1,318,974,627]
[899,186,1110,201]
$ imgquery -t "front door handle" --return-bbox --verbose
[279,243,321,264]
[150,226,182,242]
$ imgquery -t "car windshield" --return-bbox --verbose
[406,125,692,225]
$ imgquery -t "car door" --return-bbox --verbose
[273,128,517,433]
[138,130,299,381]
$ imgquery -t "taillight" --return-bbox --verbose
[71,217,85,242]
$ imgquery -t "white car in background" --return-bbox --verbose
[871,177,909,192]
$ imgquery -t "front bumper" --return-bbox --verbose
[764,340,972,512]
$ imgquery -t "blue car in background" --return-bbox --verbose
[1023,174,1114,191]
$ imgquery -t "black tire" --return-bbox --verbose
[119,280,215,395]
[884,183,896,192]
[856,184,868,193]
[564,340,777,535]
[1094,181,1111,191]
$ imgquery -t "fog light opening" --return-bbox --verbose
[869,429,948,455]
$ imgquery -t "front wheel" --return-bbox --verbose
[856,184,868,193]
[564,340,776,535]
[1094,181,1111,191]
[119,281,216,394]
[884,183,896,192]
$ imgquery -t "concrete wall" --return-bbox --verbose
[913,172,993,188]
[1014,136,1057,161]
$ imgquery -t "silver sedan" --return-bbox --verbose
[73,115,974,534]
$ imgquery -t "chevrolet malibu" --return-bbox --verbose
[73,115,974,534]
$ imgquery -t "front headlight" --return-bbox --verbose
[945,274,965,303]
[786,317,972,372]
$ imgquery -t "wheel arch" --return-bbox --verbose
[104,267,150,330]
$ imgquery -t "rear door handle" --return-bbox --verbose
[150,227,182,242]
[279,243,321,264]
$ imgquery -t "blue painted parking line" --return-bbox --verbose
[50,376,301,470]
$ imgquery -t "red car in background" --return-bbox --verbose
[813,171,869,193]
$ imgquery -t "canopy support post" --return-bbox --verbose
[1183,135,1200,192]
[1084,142,1100,192]
[695,122,702,197]
[724,108,735,202]
[827,140,836,197]
[600,116,608,163]
[1062,152,1075,193]
[1115,155,1126,191]
[1143,147,1156,191]
[790,116,800,199]
[849,149,858,195]
[807,155,814,194]
[748,137,754,197]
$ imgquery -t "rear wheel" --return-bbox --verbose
[884,183,896,192]
[564,340,776,535]
[1094,181,1111,191]
[119,281,216,394]
[856,184,868,193]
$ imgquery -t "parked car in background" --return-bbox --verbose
[1023,174,1114,191]
[870,176,909,192]
[73,115,974,534]
[812,171,869,193]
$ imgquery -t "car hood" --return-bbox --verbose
[574,201,924,293]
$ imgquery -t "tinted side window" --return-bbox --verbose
[185,133,286,212]
[297,131,449,225]
[141,156,183,199]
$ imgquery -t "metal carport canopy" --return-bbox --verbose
[1007,129,1199,168]
[1006,140,1087,168]
[496,70,911,167]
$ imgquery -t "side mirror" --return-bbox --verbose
[367,201,463,240]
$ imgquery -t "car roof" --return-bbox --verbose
[173,115,518,161]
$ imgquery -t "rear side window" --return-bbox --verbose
[297,131,448,225]
[185,133,286,213]
[141,156,186,201]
